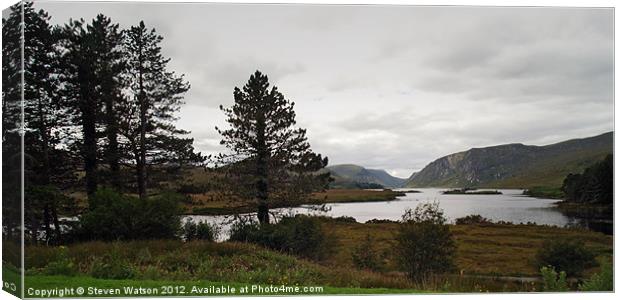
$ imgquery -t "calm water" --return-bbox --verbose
[184,188,600,241]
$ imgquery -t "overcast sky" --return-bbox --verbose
[31,1,614,178]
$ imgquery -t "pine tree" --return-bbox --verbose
[216,70,329,224]
[58,18,100,197]
[3,2,75,243]
[121,21,200,198]
[87,14,126,189]
[2,2,24,241]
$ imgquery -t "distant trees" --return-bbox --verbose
[215,71,330,224]
[2,2,203,243]
[561,154,613,204]
[395,202,456,282]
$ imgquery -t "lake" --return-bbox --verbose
[184,188,609,241]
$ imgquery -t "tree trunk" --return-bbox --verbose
[79,61,98,197]
[105,97,120,189]
[51,205,62,244]
[255,114,269,224]
[137,38,148,199]
[43,204,52,244]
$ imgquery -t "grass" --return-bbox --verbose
[24,240,414,290]
[523,186,564,199]
[24,275,422,297]
[187,189,405,215]
[2,264,22,298]
[322,220,612,278]
[20,219,613,293]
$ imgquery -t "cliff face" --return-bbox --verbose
[405,132,613,188]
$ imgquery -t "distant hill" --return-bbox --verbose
[327,164,406,188]
[405,132,613,188]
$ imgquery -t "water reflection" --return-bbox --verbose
[185,188,612,240]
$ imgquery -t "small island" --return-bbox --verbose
[442,188,502,195]
[399,189,422,193]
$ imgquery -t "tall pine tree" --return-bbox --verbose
[58,18,100,197]
[216,70,329,224]
[2,2,25,242]
[87,14,126,190]
[3,2,75,244]
[121,21,201,198]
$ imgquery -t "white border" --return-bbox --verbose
[0,1,617,300]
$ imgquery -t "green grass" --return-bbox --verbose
[25,240,414,290]
[22,219,614,293]
[24,275,421,297]
[522,186,564,199]
[323,220,612,278]
[2,264,22,298]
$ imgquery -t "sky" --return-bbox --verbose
[29,1,614,178]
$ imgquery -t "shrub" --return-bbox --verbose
[536,237,597,277]
[365,218,398,224]
[332,216,357,223]
[76,189,181,241]
[228,218,261,242]
[540,266,569,292]
[395,202,456,282]
[351,234,385,272]
[229,215,336,260]
[455,214,492,225]
[183,219,220,242]
[90,249,135,280]
[579,260,613,291]
[42,246,76,276]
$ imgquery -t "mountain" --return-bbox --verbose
[405,132,613,188]
[327,164,407,188]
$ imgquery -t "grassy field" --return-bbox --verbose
[24,275,421,297]
[522,186,564,199]
[19,219,613,293]
[324,220,612,277]
[24,240,414,291]
[2,264,21,298]
[186,189,405,215]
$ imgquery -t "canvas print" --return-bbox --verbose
[1,0,614,298]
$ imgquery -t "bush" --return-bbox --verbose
[228,218,261,242]
[42,246,76,276]
[365,218,398,224]
[90,248,135,279]
[76,189,181,241]
[579,260,613,291]
[183,219,220,242]
[455,214,492,225]
[540,266,569,292]
[351,234,385,272]
[332,216,357,223]
[395,202,456,282]
[229,215,336,260]
[536,237,597,277]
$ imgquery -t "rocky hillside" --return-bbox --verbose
[405,132,613,188]
[327,164,406,188]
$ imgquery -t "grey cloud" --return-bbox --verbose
[35,2,613,178]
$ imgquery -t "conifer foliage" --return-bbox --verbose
[216,71,330,224]
[2,2,203,243]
